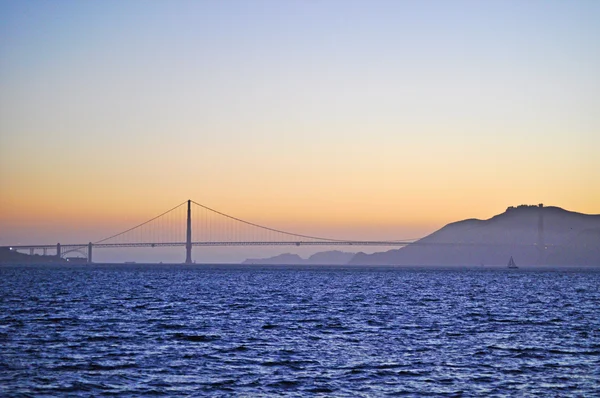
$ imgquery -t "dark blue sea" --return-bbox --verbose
[1,264,599,396]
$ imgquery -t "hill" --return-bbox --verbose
[243,250,355,265]
[0,247,68,264]
[349,205,600,266]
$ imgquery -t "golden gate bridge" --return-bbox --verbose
[4,200,418,263]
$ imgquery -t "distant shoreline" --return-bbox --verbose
[2,262,599,272]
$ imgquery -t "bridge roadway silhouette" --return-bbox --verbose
[4,200,421,263]
[4,199,548,264]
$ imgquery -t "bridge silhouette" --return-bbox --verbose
[5,200,418,263]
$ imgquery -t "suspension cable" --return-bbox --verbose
[94,200,188,244]
[191,200,351,242]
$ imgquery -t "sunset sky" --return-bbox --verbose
[1,1,598,262]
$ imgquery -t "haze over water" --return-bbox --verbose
[1,264,599,396]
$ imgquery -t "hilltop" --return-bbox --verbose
[350,205,600,266]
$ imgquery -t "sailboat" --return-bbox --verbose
[507,256,518,269]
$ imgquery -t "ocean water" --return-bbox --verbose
[1,264,599,397]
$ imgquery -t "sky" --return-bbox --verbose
[1,0,599,262]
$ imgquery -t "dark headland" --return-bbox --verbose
[350,205,600,266]
[0,247,71,265]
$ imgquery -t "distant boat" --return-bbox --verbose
[507,256,518,269]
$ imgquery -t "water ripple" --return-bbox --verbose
[1,264,599,396]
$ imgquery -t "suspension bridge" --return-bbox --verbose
[4,200,418,263]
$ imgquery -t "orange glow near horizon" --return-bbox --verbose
[1,1,599,254]
[2,180,598,247]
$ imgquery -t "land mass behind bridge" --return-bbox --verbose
[242,205,600,267]
[349,205,600,266]
[0,247,71,264]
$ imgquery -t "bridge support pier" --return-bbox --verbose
[88,242,93,264]
[185,199,192,264]
[56,243,61,259]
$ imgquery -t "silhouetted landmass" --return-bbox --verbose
[0,247,68,264]
[307,250,356,264]
[243,253,304,265]
[243,250,355,265]
[350,205,600,266]
[546,228,600,266]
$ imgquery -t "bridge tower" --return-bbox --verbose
[56,243,61,259]
[88,242,93,264]
[185,199,192,264]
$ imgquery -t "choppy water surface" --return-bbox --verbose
[1,264,599,396]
